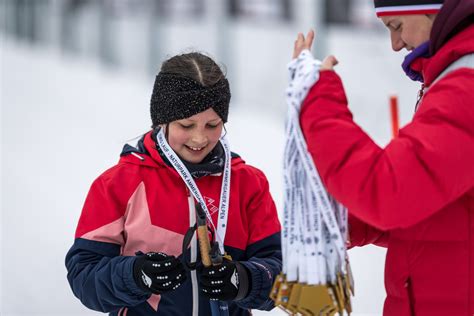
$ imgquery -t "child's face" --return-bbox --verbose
[165,108,223,164]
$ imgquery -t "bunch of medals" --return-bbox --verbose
[270,50,354,316]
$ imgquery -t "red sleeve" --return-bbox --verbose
[245,168,281,246]
[348,214,389,248]
[300,69,474,230]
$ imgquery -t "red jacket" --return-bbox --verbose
[300,24,474,316]
[66,131,282,315]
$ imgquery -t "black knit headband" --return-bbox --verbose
[150,73,231,127]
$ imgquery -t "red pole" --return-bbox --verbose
[390,95,399,138]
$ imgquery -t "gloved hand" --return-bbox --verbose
[198,258,250,301]
[133,252,187,294]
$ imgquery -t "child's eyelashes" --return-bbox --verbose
[179,124,193,129]
[178,123,220,129]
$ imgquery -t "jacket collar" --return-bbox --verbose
[402,41,431,82]
[120,130,244,176]
[403,24,474,86]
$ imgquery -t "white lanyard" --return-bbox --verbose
[290,106,345,259]
[156,129,231,254]
[282,50,349,285]
[283,135,302,282]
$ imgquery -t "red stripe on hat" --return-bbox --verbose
[376,9,440,17]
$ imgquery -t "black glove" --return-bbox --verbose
[198,259,250,301]
[133,252,187,294]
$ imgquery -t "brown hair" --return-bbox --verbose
[160,52,226,87]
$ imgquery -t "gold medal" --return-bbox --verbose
[297,284,338,315]
[276,279,294,308]
[344,260,355,295]
[341,273,353,315]
[270,273,285,301]
[333,273,346,312]
[287,282,303,314]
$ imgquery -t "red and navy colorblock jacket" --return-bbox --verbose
[65,131,282,316]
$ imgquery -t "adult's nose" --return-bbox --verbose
[390,32,405,52]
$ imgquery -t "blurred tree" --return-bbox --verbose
[229,0,292,22]
[324,0,351,24]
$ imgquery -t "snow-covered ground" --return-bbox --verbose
[1,22,420,315]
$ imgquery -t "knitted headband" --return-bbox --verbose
[374,0,443,17]
[150,73,231,127]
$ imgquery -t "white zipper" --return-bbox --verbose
[188,194,199,316]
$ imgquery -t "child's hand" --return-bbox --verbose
[133,252,187,294]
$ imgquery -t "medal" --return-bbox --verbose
[271,49,354,315]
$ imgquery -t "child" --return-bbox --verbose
[66,52,282,316]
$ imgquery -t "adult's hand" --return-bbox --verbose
[292,29,339,71]
[292,29,315,59]
[321,55,339,71]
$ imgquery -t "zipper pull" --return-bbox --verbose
[415,83,425,112]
